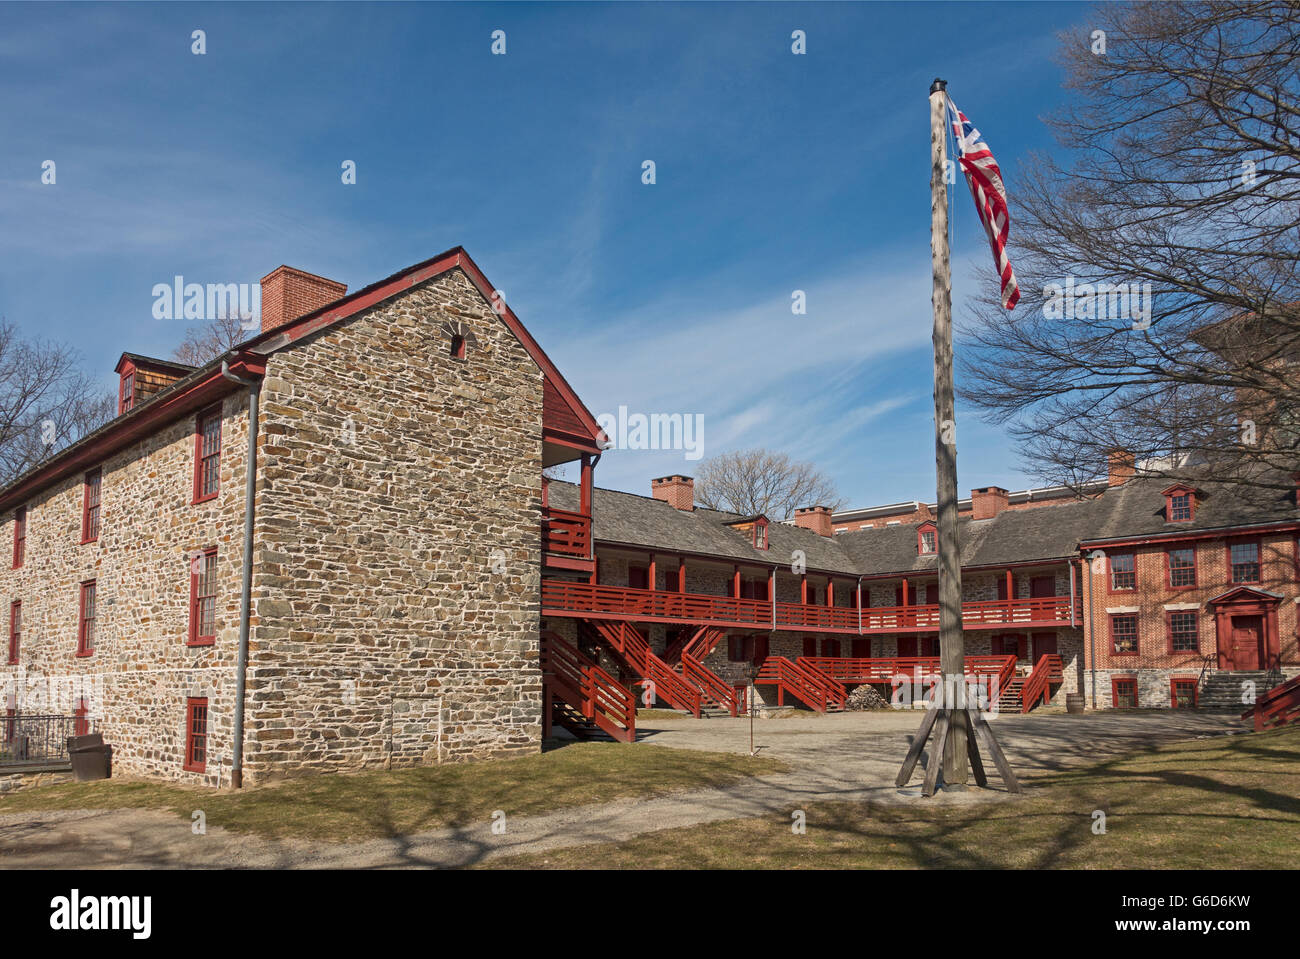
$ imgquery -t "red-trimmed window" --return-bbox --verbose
[1171,679,1198,709]
[1167,547,1196,588]
[1110,613,1139,655]
[188,548,218,646]
[119,369,135,414]
[753,518,769,550]
[76,580,96,656]
[11,506,25,569]
[1109,553,1136,591]
[1229,541,1260,583]
[7,601,19,665]
[729,636,758,662]
[184,698,208,772]
[1165,489,1194,522]
[918,523,937,555]
[193,407,222,503]
[81,469,102,543]
[1168,610,1199,653]
[449,335,466,360]
[1112,677,1138,709]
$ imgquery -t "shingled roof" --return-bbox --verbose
[553,470,1299,578]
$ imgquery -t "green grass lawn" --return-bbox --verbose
[484,725,1300,869]
[0,743,785,843]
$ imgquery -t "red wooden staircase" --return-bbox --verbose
[755,656,846,712]
[587,620,705,717]
[664,625,727,664]
[541,631,636,743]
[997,654,1064,713]
[1242,673,1300,731]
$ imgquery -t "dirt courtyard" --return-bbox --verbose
[0,708,1246,868]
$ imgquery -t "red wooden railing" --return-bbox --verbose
[798,654,1016,710]
[665,626,726,664]
[681,652,741,716]
[544,580,772,630]
[589,620,704,718]
[1242,673,1300,731]
[1018,653,1064,713]
[542,508,592,559]
[754,657,846,711]
[542,579,1077,634]
[540,631,636,742]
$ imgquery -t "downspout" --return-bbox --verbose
[222,358,261,789]
[856,576,863,636]
[1084,554,1096,710]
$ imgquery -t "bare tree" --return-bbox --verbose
[959,1,1300,497]
[694,448,844,519]
[0,319,116,485]
[172,311,250,367]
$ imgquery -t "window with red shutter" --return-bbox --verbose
[81,470,101,543]
[194,407,222,502]
[76,581,97,656]
[184,698,208,772]
[12,506,25,569]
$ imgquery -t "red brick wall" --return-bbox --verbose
[260,266,347,333]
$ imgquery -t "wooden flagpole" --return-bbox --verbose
[895,79,1022,796]
[928,77,969,784]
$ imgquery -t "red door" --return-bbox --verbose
[897,636,918,658]
[919,637,938,657]
[851,638,870,658]
[821,638,841,658]
[1230,615,1264,670]
[1032,632,1058,657]
[802,637,817,658]
[1030,575,1056,598]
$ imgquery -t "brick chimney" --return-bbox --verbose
[651,475,694,511]
[259,266,347,334]
[794,505,834,537]
[971,486,1009,520]
[1108,449,1136,487]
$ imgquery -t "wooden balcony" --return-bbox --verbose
[541,579,1079,634]
[541,507,593,572]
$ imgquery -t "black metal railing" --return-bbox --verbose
[0,714,91,768]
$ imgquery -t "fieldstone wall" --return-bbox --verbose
[241,267,543,781]
[0,394,251,785]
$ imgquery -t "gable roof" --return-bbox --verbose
[0,247,603,512]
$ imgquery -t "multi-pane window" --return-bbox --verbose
[119,370,135,413]
[194,408,222,502]
[1169,493,1192,522]
[1171,680,1198,709]
[1113,678,1138,709]
[77,581,96,655]
[1230,541,1260,583]
[185,698,209,772]
[189,549,218,645]
[1110,613,1139,654]
[81,469,102,542]
[753,521,767,550]
[1168,547,1196,587]
[1110,553,1136,590]
[7,601,19,665]
[919,529,936,554]
[1169,611,1199,653]
[12,506,24,568]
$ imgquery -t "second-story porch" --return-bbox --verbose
[541,576,1080,635]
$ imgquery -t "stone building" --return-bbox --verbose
[1,248,605,785]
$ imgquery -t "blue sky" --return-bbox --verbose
[0,1,1092,508]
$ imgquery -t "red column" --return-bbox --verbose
[677,556,686,593]
[648,553,656,591]
[579,454,592,516]
[801,575,808,604]
[733,566,741,598]
[826,578,835,608]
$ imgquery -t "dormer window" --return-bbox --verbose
[119,369,135,413]
[918,522,937,555]
[1162,484,1197,523]
[753,518,769,550]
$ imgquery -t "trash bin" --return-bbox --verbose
[67,733,113,781]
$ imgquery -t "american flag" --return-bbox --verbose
[946,95,1020,310]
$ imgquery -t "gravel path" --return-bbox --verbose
[0,709,1244,868]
